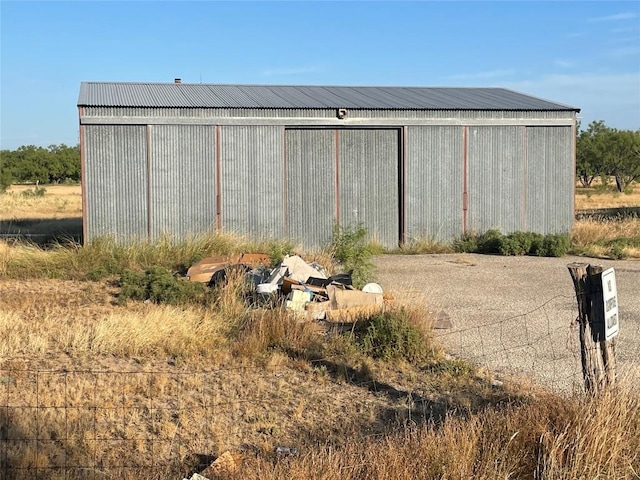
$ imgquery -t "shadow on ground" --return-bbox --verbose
[0,217,83,245]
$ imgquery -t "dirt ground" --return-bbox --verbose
[375,254,640,392]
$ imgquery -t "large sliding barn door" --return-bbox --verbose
[285,128,400,248]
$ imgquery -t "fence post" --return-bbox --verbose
[567,263,616,394]
[586,264,617,387]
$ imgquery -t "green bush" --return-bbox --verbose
[476,229,504,254]
[453,229,568,257]
[452,232,479,253]
[538,234,570,257]
[331,224,376,289]
[20,186,47,198]
[118,266,205,305]
[351,309,428,362]
[499,231,544,256]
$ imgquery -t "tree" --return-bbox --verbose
[605,129,640,192]
[0,144,80,185]
[576,121,640,192]
[576,121,608,188]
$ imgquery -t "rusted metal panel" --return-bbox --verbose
[526,126,574,234]
[148,125,217,240]
[338,129,399,248]
[405,126,464,241]
[467,126,526,234]
[219,126,284,239]
[84,125,148,242]
[284,129,336,247]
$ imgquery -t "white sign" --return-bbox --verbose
[601,268,619,340]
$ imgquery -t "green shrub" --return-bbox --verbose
[331,224,376,289]
[351,309,429,362]
[538,234,570,257]
[118,266,205,305]
[500,231,544,256]
[20,186,46,198]
[452,232,479,253]
[476,229,504,254]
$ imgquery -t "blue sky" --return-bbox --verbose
[1,0,639,149]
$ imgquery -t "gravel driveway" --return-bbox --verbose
[374,254,640,392]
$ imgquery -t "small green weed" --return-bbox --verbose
[330,224,376,289]
[350,309,430,362]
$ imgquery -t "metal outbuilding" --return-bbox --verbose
[77,82,580,248]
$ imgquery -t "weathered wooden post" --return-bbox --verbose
[567,263,618,394]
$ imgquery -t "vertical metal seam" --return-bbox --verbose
[79,107,87,244]
[399,126,407,246]
[146,124,152,241]
[522,126,528,231]
[282,127,287,236]
[462,126,468,234]
[571,116,577,221]
[215,125,222,231]
[335,129,340,226]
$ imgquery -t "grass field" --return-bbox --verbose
[1,184,639,478]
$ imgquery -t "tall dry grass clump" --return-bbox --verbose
[0,233,300,280]
[0,305,230,359]
[238,387,640,480]
[571,217,640,258]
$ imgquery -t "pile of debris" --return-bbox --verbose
[187,254,384,321]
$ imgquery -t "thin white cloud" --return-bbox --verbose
[608,46,640,58]
[448,68,516,80]
[261,65,322,77]
[500,72,640,129]
[611,26,636,34]
[554,60,574,68]
[589,12,637,22]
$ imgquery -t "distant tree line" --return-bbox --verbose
[0,144,80,192]
[577,121,640,192]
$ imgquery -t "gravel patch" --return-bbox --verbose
[374,254,640,393]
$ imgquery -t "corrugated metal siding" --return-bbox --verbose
[219,126,284,238]
[84,125,148,241]
[79,82,579,111]
[406,126,464,240]
[82,106,575,121]
[285,129,336,246]
[468,126,526,233]
[526,127,574,234]
[338,129,399,248]
[148,125,217,240]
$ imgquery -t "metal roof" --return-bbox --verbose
[78,82,579,111]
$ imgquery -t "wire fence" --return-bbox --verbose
[2,293,638,479]
[431,293,585,393]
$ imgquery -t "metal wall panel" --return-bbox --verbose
[406,126,464,240]
[285,129,336,246]
[468,126,526,233]
[83,107,575,121]
[148,125,217,240]
[526,127,574,234]
[84,125,148,241]
[219,126,284,238]
[339,129,399,248]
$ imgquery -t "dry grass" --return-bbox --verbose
[236,386,640,480]
[575,183,640,210]
[1,184,639,478]
[0,184,82,220]
[571,217,640,258]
